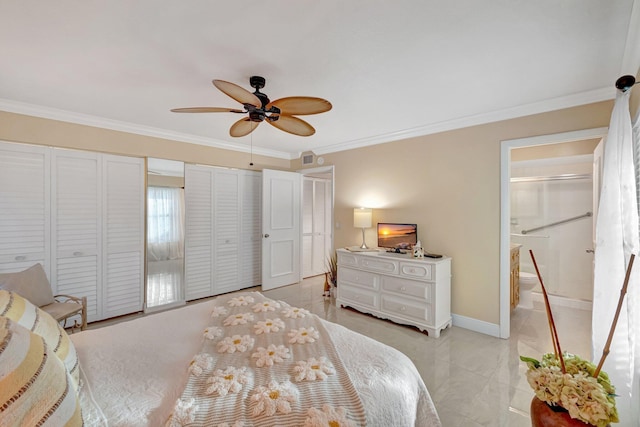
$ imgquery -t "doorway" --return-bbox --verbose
[499,128,608,338]
[300,166,335,279]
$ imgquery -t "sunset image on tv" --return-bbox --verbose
[377,223,417,249]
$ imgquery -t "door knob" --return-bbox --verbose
[264,234,270,238]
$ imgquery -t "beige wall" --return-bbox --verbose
[1,100,616,326]
[295,100,613,325]
[147,174,184,188]
[0,111,290,170]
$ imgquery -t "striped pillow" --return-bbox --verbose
[0,290,79,388]
[0,316,83,426]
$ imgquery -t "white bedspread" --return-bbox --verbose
[71,296,441,426]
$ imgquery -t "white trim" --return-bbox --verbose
[314,88,615,155]
[0,99,292,160]
[451,313,500,338]
[2,87,615,160]
[499,128,609,339]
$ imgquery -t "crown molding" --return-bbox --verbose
[0,99,292,160]
[313,87,615,155]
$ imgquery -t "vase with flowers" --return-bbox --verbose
[520,250,635,427]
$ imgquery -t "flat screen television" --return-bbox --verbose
[377,223,418,250]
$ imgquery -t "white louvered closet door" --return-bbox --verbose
[51,149,101,322]
[0,142,51,275]
[102,155,145,319]
[213,169,240,293]
[184,165,214,300]
[240,171,262,288]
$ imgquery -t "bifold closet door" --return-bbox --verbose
[213,169,240,294]
[51,149,102,322]
[0,142,51,275]
[184,165,214,301]
[240,171,262,288]
[102,155,145,319]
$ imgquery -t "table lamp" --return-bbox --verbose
[353,208,373,249]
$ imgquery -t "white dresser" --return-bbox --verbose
[336,248,452,337]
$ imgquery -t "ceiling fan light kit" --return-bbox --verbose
[171,76,332,137]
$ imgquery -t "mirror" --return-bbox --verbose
[146,158,185,311]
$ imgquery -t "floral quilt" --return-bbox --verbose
[166,292,366,427]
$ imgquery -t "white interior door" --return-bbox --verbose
[262,169,301,290]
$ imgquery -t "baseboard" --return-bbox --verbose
[451,313,501,338]
[531,292,592,311]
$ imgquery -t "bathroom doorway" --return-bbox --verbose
[499,128,608,338]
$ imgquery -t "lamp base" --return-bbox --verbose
[359,228,368,249]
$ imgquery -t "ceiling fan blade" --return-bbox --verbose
[170,107,244,113]
[213,80,261,108]
[230,118,259,137]
[266,97,332,115]
[268,115,315,136]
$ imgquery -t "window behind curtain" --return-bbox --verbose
[147,186,185,262]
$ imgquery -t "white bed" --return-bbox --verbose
[71,292,441,426]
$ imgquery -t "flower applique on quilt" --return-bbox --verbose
[250,380,297,417]
[204,326,224,340]
[281,306,310,319]
[223,312,255,326]
[205,366,250,396]
[210,305,228,318]
[252,300,281,313]
[252,344,291,367]
[217,334,255,354]
[166,398,198,427]
[189,353,213,377]
[227,295,255,307]
[304,404,357,427]
[253,318,285,334]
[288,327,320,344]
[293,356,335,381]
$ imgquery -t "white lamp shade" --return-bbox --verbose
[353,208,372,228]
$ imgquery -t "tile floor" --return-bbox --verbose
[92,275,593,426]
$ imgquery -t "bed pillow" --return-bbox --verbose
[0,316,83,426]
[0,290,79,388]
[0,263,55,308]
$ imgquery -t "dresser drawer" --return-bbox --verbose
[338,284,379,310]
[381,294,432,324]
[399,262,432,280]
[338,251,359,267]
[381,276,431,301]
[360,257,398,274]
[339,267,379,290]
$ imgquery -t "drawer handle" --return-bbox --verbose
[73,251,83,257]
[400,286,407,291]
[15,255,26,261]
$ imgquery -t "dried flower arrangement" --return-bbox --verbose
[520,250,635,427]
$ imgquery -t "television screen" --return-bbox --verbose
[377,223,418,250]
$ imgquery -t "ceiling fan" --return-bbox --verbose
[171,76,332,137]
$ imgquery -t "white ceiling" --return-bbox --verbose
[1,1,638,160]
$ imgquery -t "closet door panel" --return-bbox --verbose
[0,142,50,275]
[213,169,240,293]
[102,155,144,319]
[184,165,214,300]
[51,150,101,321]
[240,171,261,288]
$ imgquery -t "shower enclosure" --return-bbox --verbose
[510,155,594,304]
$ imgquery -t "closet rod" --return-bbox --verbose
[510,173,591,183]
[521,211,592,235]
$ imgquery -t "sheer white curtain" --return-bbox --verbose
[592,90,640,425]
[147,186,185,262]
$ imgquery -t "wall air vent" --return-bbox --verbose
[301,151,316,165]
